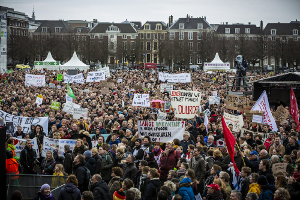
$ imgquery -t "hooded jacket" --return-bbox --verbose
[100,152,113,181]
[58,183,81,200]
[85,157,96,176]
[108,176,122,196]
[91,180,113,200]
[143,178,161,200]
[64,150,75,175]
[34,191,56,200]
[178,178,195,200]
[258,184,276,200]
[122,162,139,184]
[73,162,88,193]
[20,145,37,174]
[244,156,259,173]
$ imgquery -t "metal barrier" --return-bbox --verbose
[6,174,69,200]
[51,184,66,200]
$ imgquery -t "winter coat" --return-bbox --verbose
[33,191,56,200]
[206,190,223,200]
[286,143,300,155]
[91,180,113,200]
[122,162,139,184]
[92,154,102,174]
[141,143,154,154]
[248,183,261,195]
[244,156,259,173]
[108,176,122,196]
[221,154,245,174]
[259,169,275,185]
[257,184,276,200]
[240,176,250,200]
[133,145,145,161]
[213,156,224,167]
[100,152,113,181]
[286,181,300,200]
[51,172,65,188]
[64,150,75,175]
[181,140,195,154]
[73,162,89,193]
[146,157,159,169]
[143,178,161,200]
[189,155,206,183]
[160,148,181,181]
[58,183,81,200]
[178,178,195,200]
[73,145,85,156]
[108,139,120,147]
[85,157,96,176]
[203,174,215,197]
[41,158,56,175]
[20,146,37,174]
[269,144,285,156]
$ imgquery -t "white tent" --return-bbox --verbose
[34,52,60,70]
[61,52,89,71]
[203,53,231,72]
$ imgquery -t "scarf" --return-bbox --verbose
[153,148,161,156]
[293,172,300,181]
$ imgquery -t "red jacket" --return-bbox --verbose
[264,138,272,151]
[210,114,218,123]
[159,148,181,180]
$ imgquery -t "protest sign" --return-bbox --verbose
[273,105,289,125]
[73,108,88,119]
[36,97,43,105]
[0,110,48,135]
[62,102,80,114]
[217,140,225,147]
[132,94,150,107]
[134,84,143,90]
[160,84,173,92]
[118,79,123,83]
[150,108,158,114]
[63,73,85,84]
[252,115,263,124]
[157,111,167,121]
[42,137,59,157]
[49,83,55,88]
[57,74,63,81]
[272,163,287,174]
[158,72,191,83]
[212,91,217,97]
[203,82,210,88]
[101,67,110,76]
[245,111,264,122]
[51,101,60,110]
[57,85,61,89]
[209,96,220,105]
[226,95,246,110]
[170,90,201,119]
[101,87,109,95]
[164,101,171,112]
[66,94,73,103]
[203,109,211,116]
[12,137,39,158]
[138,121,185,143]
[223,112,244,132]
[25,74,45,87]
[86,71,105,82]
[99,80,114,88]
[251,90,278,131]
[82,89,89,93]
[6,122,14,134]
[58,139,77,156]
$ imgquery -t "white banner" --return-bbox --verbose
[212,91,217,97]
[158,72,191,83]
[160,83,173,92]
[36,97,43,105]
[138,121,185,143]
[25,74,45,87]
[73,108,88,119]
[66,94,73,103]
[42,137,59,157]
[63,73,85,83]
[252,115,263,124]
[0,110,48,135]
[12,137,39,158]
[251,90,278,131]
[223,112,244,132]
[102,67,110,76]
[170,90,201,119]
[132,94,150,107]
[209,96,220,105]
[62,102,80,115]
[86,71,105,82]
[58,139,77,156]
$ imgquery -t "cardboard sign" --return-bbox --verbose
[118,79,123,83]
[134,84,143,90]
[223,112,244,132]
[62,102,80,114]
[36,97,43,105]
[157,111,167,121]
[99,81,114,88]
[203,82,210,88]
[217,140,225,147]
[73,108,88,119]
[273,105,289,125]
[101,87,109,95]
[63,73,85,84]
[212,91,217,97]
[49,83,56,88]
[226,95,246,110]
[160,84,173,92]
[272,163,287,174]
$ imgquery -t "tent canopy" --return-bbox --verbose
[61,52,89,71]
[34,52,60,70]
[203,53,231,71]
[44,52,57,62]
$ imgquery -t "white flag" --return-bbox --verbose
[251,90,278,131]
[204,113,209,132]
[66,94,73,103]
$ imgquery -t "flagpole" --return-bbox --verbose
[235,141,246,167]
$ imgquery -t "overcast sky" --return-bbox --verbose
[2,0,300,27]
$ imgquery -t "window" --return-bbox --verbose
[146,42,151,50]
[99,34,103,39]
[154,42,158,50]
[197,32,202,40]
[146,33,151,39]
[160,33,165,40]
[123,41,127,50]
[144,24,150,30]
[131,35,136,39]
[179,23,184,29]
[82,36,86,41]
[271,36,276,41]
[154,33,157,40]
[197,23,203,29]
[91,34,95,39]
[245,28,250,34]
[189,56,193,64]
[179,32,184,40]
[271,29,276,35]
[225,28,230,34]
[55,27,61,33]
[72,36,75,40]
[188,32,193,40]
[197,55,201,64]
[156,24,161,30]
[140,42,144,50]
[77,28,81,33]
[154,54,157,63]
[170,32,174,39]
[197,43,200,51]
[293,29,298,35]
[188,42,193,51]
[110,35,114,38]
[42,27,47,33]
[245,36,249,40]
[140,33,144,39]
[122,34,127,39]
[146,54,151,62]
[235,28,240,34]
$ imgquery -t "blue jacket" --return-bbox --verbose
[181,139,195,154]
[258,184,276,200]
[109,139,120,147]
[178,178,195,200]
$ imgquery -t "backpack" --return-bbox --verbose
[83,166,92,190]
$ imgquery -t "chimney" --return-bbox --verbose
[248,22,251,25]
[204,16,206,20]
[260,20,263,31]
[226,22,228,25]
[171,15,173,24]
[186,14,189,22]
[169,16,171,27]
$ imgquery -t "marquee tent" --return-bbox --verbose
[61,52,89,71]
[203,53,231,72]
[34,52,60,70]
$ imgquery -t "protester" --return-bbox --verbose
[58,175,81,200]
[33,184,56,200]
[91,174,112,200]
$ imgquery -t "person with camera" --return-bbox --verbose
[20,139,37,174]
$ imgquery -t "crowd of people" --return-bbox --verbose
[3,68,300,200]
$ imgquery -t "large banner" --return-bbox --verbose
[63,73,85,83]
[73,108,88,119]
[0,110,48,135]
[223,112,244,132]
[170,90,201,118]
[158,72,191,83]
[25,74,45,87]
[138,121,185,143]
[132,94,150,107]
[58,139,77,155]
[251,90,278,131]
[42,137,59,157]
[160,83,173,92]
[12,137,39,158]
[86,71,105,82]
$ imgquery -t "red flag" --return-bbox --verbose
[290,86,300,131]
[221,115,240,175]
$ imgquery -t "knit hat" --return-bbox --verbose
[135,138,142,143]
[207,183,220,191]
[113,189,126,200]
[257,175,268,186]
[40,184,50,192]
[83,150,92,158]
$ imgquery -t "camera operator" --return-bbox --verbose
[235,55,248,90]
[20,139,38,174]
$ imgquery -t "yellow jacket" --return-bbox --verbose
[248,183,261,195]
[51,172,65,188]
